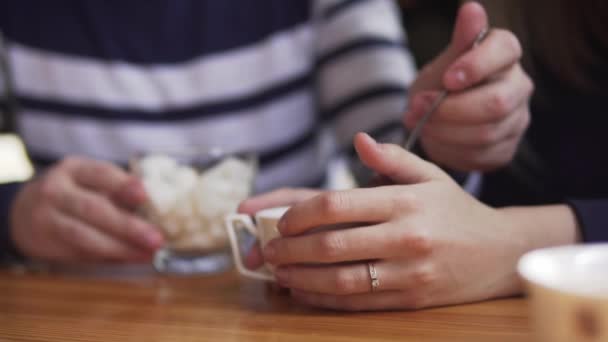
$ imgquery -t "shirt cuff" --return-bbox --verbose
[567,199,608,243]
[0,182,24,261]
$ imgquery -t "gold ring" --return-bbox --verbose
[368,262,380,292]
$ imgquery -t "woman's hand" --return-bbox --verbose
[238,187,322,269]
[406,2,533,171]
[260,133,531,311]
[10,157,164,263]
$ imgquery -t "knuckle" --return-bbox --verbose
[391,191,420,215]
[318,232,346,261]
[79,164,99,183]
[411,264,439,287]
[333,269,357,295]
[487,91,512,120]
[71,195,96,219]
[59,156,81,170]
[39,177,62,203]
[319,192,348,217]
[476,125,499,146]
[498,29,523,59]
[399,230,433,255]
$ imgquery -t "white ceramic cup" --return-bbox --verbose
[518,244,608,342]
[225,206,289,281]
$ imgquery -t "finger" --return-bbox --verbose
[291,289,407,312]
[366,174,393,187]
[435,64,533,124]
[276,261,411,295]
[65,157,134,197]
[112,177,149,210]
[422,105,528,148]
[238,188,321,215]
[354,132,447,184]
[51,210,153,262]
[276,187,405,237]
[412,2,489,92]
[245,244,265,270]
[422,133,522,172]
[404,91,442,128]
[448,2,489,57]
[444,29,523,91]
[57,184,164,251]
[266,221,432,265]
[24,207,85,262]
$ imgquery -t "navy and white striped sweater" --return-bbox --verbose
[0,0,416,257]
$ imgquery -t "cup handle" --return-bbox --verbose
[225,214,275,282]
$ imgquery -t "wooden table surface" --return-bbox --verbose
[0,265,532,342]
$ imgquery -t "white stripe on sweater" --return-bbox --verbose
[9,24,314,112]
[315,0,404,54]
[18,90,316,163]
[331,93,406,147]
[318,47,415,110]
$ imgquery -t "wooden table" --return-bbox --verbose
[0,266,532,341]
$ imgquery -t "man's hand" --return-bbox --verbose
[10,157,164,263]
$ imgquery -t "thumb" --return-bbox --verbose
[353,133,447,184]
[448,2,488,59]
[412,2,488,92]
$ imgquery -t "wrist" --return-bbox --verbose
[499,204,581,251]
[486,205,580,297]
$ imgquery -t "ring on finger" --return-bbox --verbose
[368,261,380,292]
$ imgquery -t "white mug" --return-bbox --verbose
[225,206,289,281]
[518,244,608,342]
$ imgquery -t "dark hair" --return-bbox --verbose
[512,0,608,93]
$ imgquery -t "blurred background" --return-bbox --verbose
[0,0,512,184]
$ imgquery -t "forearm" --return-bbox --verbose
[499,205,582,252]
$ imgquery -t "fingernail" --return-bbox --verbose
[263,243,276,263]
[275,267,289,286]
[145,230,164,249]
[447,68,468,87]
[277,216,287,234]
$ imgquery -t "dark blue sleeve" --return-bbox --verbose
[0,182,24,260]
[568,199,608,242]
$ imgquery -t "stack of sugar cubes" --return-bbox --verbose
[134,154,256,252]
